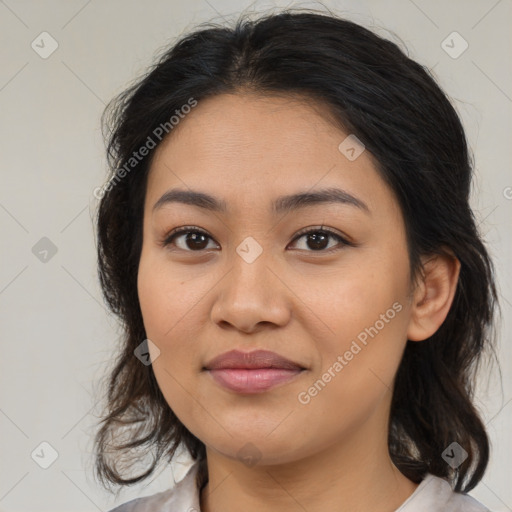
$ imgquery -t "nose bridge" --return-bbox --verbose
[211,236,289,331]
[232,238,270,288]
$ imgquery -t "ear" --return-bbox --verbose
[407,250,461,342]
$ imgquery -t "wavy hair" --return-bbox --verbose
[93,7,500,496]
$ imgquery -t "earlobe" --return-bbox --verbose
[406,251,461,342]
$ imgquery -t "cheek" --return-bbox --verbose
[301,256,409,387]
[137,252,197,340]
[137,258,203,428]
[137,253,208,383]
[305,267,400,338]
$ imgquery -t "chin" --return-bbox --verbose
[204,433,305,467]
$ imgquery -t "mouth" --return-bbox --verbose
[202,349,306,394]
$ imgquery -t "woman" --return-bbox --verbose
[94,8,498,512]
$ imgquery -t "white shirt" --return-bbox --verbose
[108,461,491,511]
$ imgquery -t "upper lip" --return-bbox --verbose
[203,349,305,371]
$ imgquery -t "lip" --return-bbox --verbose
[203,349,306,394]
[204,349,304,371]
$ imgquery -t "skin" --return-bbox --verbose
[137,93,460,512]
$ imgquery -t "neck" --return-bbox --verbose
[199,404,419,512]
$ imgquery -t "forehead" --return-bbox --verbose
[145,93,399,222]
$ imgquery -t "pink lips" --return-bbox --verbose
[203,349,305,394]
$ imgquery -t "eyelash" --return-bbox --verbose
[161,225,353,254]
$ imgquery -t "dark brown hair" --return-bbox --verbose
[93,7,500,497]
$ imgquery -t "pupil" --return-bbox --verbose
[188,232,208,250]
[308,232,328,250]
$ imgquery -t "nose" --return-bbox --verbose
[210,248,291,334]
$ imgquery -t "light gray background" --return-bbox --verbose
[0,1,510,511]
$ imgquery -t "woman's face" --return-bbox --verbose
[137,93,416,466]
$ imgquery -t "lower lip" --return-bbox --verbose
[206,368,304,393]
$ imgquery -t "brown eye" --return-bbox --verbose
[162,227,218,251]
[288,228,350,252]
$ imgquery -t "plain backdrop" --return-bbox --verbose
[0,1,511,511]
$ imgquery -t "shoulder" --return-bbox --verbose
[106,462,201,512]
[446,493,491,512]
[397,473,491,512]
[444,484,491,512]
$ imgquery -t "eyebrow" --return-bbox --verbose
[152,187,370,216]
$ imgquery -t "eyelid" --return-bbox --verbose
[287,226,353,252]
[291,225,350,243]
[161,225,215,248]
